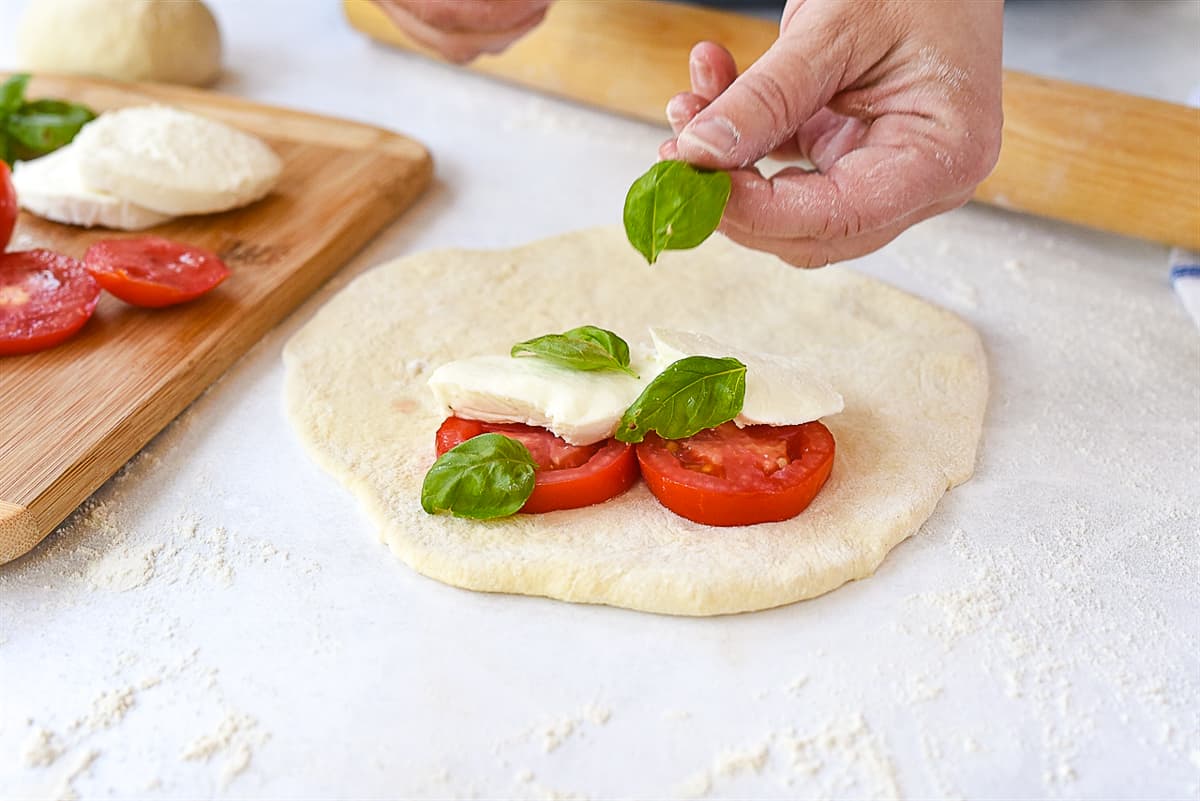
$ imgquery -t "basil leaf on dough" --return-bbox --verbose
[7,99,96,162]
[511,325,637,377]
[0,74,29,116]
[623,160,731,265]
[421,433,537,520]
[615,356,746,443]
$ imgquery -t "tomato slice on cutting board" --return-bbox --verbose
[0,249,101,356]
[435,416,639,513]
[636,421,835,526]
[0,162,17,251]
[84,236,230,308]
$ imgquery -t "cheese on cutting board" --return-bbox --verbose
[72,105,282,216]
[650,328,844,426]
[428,353,655,445]
[12,142,173,231]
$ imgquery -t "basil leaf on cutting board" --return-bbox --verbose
[623,160,731,264]
[0,73,97,166]
[511,325,637,377]
[615,356,747,443]
[421,433,538,520]
[7,99,95,161]
[0,74,30,115]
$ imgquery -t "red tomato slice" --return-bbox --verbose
[435,416,639,514]
[0,249,100,356]
[0,162,16,251]
[84,236,230,308]
[636,421,835,526]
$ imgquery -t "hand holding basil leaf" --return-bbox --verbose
[616,356,746,443]
[512,325,637,377]
[421,433,537,519]
[623,160,731,265]
[0,74,97,166]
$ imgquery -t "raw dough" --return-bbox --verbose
[18,0,222,87]
[283,227,988,616]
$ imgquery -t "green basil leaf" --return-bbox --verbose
[615,356,746,443]
[511,325,637,377]
[0,74,29,115]
[420,433,537,519]
[7,99,96,161]
[623,160,731,264]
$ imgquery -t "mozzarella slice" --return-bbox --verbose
[12,144,173,230]
[649,328,844,426]
[72,105,283,216]
[428,354,654,445]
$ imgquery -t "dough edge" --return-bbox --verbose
[283,226,988,616]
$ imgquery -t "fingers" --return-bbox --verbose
[665,43,739,135]
[687,41,738,101]
[373,0,549,63]
[718,114,976,242]
[665,93,707,135]
[675,18,847,170]
[718,186,973,268]
[398,0,552,34]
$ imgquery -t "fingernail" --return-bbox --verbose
[665,96,689,127]
[690,57,713,91]
[678,117,739,159]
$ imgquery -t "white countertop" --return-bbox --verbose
[2,1,1198,799]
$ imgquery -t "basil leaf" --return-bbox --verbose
[0,74,29,115]
[615,356,746,443]
[7,99,96,161]
[623,160,731,264]
[511,325,636,377]
[421,433,537,519]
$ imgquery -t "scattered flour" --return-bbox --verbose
[86,542,163,592]
[72,686,136,732]
[20,727,63,767]
[181,711,270,789]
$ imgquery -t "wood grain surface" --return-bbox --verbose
[345,0,1200,250]
[0,74,432,565]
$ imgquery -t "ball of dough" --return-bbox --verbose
[17,0,222,87]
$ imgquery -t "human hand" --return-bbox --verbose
[661,0,1004,267]
[373,0,552,64]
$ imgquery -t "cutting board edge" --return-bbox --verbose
[13,70,434,165]
[0,500,41,565]
[0,74,435,566]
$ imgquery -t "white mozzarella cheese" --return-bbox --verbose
[12,144,173,230]
[72,105,283,216]
[428,354,654,445]
[649,328,844,426]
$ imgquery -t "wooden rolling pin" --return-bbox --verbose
[345,0,1200,250]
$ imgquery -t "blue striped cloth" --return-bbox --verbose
[1171,248,1200,330]
[1171,86,1200,331]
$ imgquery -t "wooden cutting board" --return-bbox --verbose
[0,74,432,565]
[345,0,1200,250]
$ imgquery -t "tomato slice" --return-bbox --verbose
[0,249,100,356]
[84,236,230,308]
[435,416,639,513]
[0,162,16,251]
[636,421,835,526]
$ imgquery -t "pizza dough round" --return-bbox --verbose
[18,0,222,87]
[283,227,988,616]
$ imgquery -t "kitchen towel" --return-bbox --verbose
[1170,247,1200,331]
[1170,85,1200,332]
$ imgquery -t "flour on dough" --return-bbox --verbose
[282,227,987,615]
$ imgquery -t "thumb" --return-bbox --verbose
[675,26,845,170]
